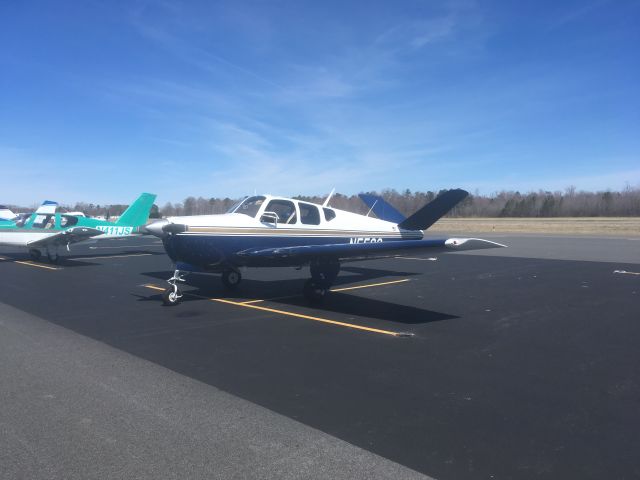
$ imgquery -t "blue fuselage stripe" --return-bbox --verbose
[163,233,422,268]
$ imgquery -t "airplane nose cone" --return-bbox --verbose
[145,219,169,237]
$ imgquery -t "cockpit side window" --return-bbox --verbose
[32,214,56,229]
[60,215,79,228]
[15,213,30,227]
[234,196,266,218]
[264,200,297,224]
[299,203,320,225]
[323,208,336,222]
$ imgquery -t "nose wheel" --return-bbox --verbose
[162,286,182,306]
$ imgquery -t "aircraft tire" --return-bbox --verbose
[163,287,181,306]
[222,269,242,289]
[303,279,327,303]
[29,249,42,261]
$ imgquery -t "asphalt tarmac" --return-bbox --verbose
[0,234,638,479]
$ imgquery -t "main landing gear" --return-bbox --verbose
[163,269,186,306]
[46,246,60,264]
[222,268,242,290]
[28,247,60,263]
[303,260,340,303]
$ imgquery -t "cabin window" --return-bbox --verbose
[60,215,79,227]
[323,208,336,222]
[299,203,320,225]
[235,196,266,218]
[32,214,56,229]
[15,214,30,227]
[264,200,297,224]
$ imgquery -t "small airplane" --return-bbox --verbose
[0,200,58,226]
[146,189,506,305]
[0,205,18,221]
[0,193,157,262]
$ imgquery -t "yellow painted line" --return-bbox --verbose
[70,253,153,261]
[144,284,166,291]
[239,278,411,304]
[142,284,410,337]
[13,260,60,270]
[396,256,438,261]
[331,278,410,292]
[89,245,162,249]
[211,298,403,336]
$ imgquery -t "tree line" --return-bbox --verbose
[159,186,640,218]
[10,186,640,218]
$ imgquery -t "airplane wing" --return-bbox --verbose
[27,227,104,248]
[235,238,506,265]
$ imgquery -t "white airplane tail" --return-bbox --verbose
[35,200,58,215]
[0,205,17,220]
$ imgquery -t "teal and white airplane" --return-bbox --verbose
[0,193,157,262]
[0,205,18,221]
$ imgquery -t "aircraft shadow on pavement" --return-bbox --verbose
[140,267,458,325]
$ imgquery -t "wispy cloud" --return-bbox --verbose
[6,0,631,204]
[128,7,284,91]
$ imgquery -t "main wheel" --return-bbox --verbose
[47,251,59,264]
[29,249,42,261]
[303,279,327,303]
[222,269,242,289]
[162,287,181,306]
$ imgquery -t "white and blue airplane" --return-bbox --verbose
[146,189,506,305]
[0,205,18,221]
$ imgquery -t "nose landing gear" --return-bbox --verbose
[163,269,187,306]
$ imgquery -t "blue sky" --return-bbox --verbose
[1,0,638,205]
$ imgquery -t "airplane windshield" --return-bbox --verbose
[60,215,79,227]
[226,197,247,214]
[233,196,266,218]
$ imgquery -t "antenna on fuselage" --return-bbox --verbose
[322,188,335,207]
[366,199,378,217]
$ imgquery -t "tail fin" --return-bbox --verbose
[116,193,157,226]
[358,194,406,224]
[35,200,58,214]
[398,189,468,231]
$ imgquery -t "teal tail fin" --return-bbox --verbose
[116,193,157,227]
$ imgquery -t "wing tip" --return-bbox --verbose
[445,238,507,250]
